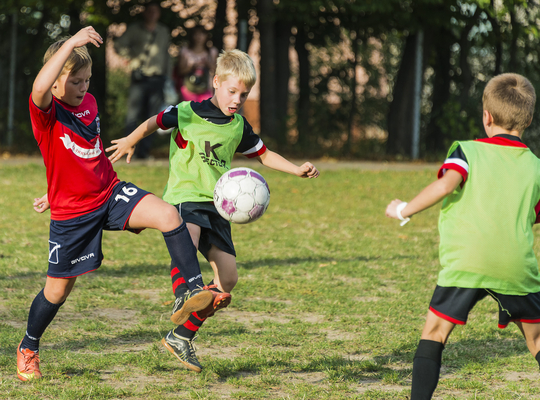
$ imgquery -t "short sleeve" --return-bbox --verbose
[157,105,179,130]
[437,144,469,185]
[29,94,55,145]
[236,117,266,158]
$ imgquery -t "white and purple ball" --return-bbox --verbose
[214,167,270,224]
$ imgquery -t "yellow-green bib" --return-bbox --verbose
[163,101,244,205]
[438,140,540,295]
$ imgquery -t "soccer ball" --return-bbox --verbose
[214,167,270,224]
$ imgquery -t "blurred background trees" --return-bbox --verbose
[1,0,540,160]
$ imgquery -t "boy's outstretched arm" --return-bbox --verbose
[257,150,319,178]
[386,169,462,222]
[106,116,159,163]
[32,27,102,110]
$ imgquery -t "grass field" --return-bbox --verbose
[2,160,540,399]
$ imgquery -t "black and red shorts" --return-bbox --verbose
[429,285,540,328]
[175,202,236,261]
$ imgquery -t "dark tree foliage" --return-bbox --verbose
[4,0,540,159]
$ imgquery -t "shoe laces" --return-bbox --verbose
[21,348,39,369]
[188,335,199,353]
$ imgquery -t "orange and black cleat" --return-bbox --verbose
[17,341,42,381]
[197,284,232,319]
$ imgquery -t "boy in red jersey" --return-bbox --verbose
[17,26,215,382]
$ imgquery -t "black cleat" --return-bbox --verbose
[161,330,202,372]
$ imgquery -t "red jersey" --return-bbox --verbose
[29,93,120,221]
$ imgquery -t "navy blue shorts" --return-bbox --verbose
[429,285,540,328]
[176,202,236,261]
[47,182,151,278]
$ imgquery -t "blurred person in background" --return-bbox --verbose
[114,2,171,159]
[175,26,218,103]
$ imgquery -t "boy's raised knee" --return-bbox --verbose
[158,204,183,232]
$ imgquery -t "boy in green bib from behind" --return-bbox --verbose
[108,49,319,372]
[386,73,540,400]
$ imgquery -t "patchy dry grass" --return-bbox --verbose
[2,160,540,399]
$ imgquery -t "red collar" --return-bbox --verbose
[475,135,527,148]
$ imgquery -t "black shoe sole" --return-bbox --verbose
[170,290,213,325]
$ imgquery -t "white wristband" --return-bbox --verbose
[396,202,410,226]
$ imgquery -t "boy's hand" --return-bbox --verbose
[33,194,50,213]
[297,162,319,178]
[386,199,405,220]
[106,138,136,164]
[68,26,103,49]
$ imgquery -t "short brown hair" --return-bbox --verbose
[482,73,536,133]
[215,49,256,88]
[43,38,92,76]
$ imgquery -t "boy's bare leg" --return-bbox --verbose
[208,246,238,293]
[44,276,77,304]
[126,194,181,231]
[186,223,201,248]
[514,321,540,363]
[411,310,456,400]
[421,309,456,343]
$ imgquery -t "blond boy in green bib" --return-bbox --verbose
[108,49,319,372]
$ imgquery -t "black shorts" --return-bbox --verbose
[176,202,236,260]
[429,285,540,328]
[47,182,151,278]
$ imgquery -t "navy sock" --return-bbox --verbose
[535,351,540,368]
[411,339,444,400]
[20,289,64,352]
[162,222,203,291]
[170,262,189,298]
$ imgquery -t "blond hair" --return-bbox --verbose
[215,49,256,87]
[482,73,536,133]
[43,38,92,76]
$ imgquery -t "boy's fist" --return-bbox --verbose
[298,162,319,179]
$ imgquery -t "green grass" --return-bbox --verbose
[2,161,540,399]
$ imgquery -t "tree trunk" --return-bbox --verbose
[508,9,518,73]
[425,28,452,153]
[258,0,278,143]
[236,0,254,52]
[295,26,310,147]
[458,8,480,107]
[213,0,227,51]
[487,1,502,75]
[275,20,291,145]
[386,33,417,156]
[347,31,359,155]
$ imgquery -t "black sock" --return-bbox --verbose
[535,351,540,368]
[162,222,203,291]
[411,339,445,400]
[170,262,189,298]
[174,312,206,339]
[20,289,64,352]
[173,280,221,339]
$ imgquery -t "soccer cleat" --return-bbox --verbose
[17,341,42,381]
[170,287,213,325]
[161,330,202,372]
[197,284,232,319]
